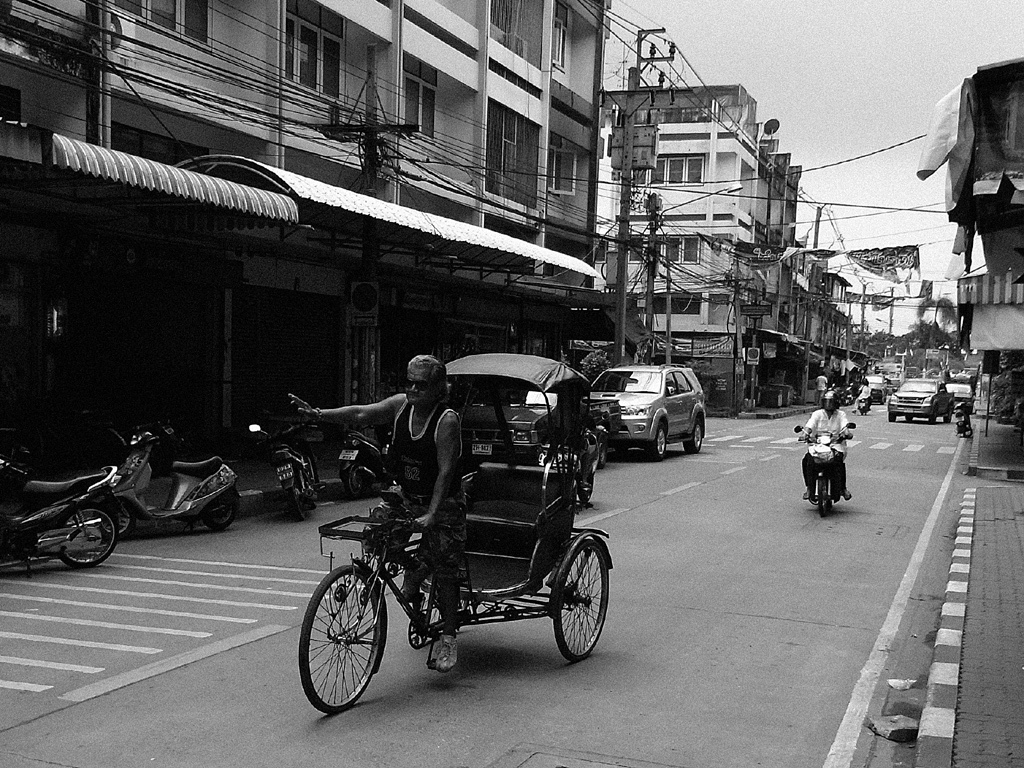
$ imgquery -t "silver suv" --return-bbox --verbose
[590,365,706,461]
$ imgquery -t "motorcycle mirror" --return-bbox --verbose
[249,424,262,433]
[847,422,857,430]
[793,425,804,434]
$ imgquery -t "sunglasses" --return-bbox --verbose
[405,378,431,391]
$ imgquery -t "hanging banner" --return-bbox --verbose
[692,335,734,357]
[844,246,920,281]
[732,241,789,268]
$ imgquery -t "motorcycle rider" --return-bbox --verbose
[290,355,464,673]
[801,390,853,503]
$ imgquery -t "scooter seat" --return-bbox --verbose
[171,457,224,478]
[21,473,108,499]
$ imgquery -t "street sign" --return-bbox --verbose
[740,302,772,316]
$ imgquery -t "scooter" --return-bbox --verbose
[248,418,322,521]
[954,402,974,438]
[110,422,239,537]
[855,396,872,416]
[337,425,389,499]
[0,453,120,572]
[795,422,856,517]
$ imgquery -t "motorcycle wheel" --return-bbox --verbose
[343,466,371,499]
[290,461,317,520]
[59,507,118,568]
[202,491,238,531]
[576,461,595,505]
[114,499,136,539]
[816,477,830,517]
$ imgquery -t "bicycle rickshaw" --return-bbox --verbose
[298,353,612,714]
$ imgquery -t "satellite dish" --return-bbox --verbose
[763,118,780,136]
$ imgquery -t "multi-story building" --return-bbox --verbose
[0,0,607,446]
[597,83,852,409]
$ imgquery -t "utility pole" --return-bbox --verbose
[802,205,822,403]
[317,44,417,405]
[607,28,673,366]
[643,192,661,363]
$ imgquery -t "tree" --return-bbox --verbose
[915,296,958,350]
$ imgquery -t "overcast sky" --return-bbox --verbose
[604,0,1024,332]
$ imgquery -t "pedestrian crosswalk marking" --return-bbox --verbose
[0,630,161,654]
[740,436,773,443]
[76,573,310,599]
[105,564,321,586]
[707,434,743,442]
[846,440,861,447]
[0,592,258,625]
[112,553,325,575]
[0,610,212,638]
[0,655,103,674]
[937,446,955,454]
[870,442,892,450]
[0,680,52,692]
[772,437,800,444]
[19,581,299,611]
[904,444,924,452]
[720,467,745,475]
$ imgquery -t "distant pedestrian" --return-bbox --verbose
[815,373,829,405]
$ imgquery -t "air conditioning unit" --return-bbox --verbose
[108,13,136,68]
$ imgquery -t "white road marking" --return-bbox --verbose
[111,553,324,575]
[0,631,160,654]
[869,442,892,450]
[823,439,964,768]
[0,593,257,624]
[60,624,291,702]
[772,437,800,444]
[0,655,103,673]
[105,564,320,586]
[17,581,298,611]
[759,454,780,462]
[706,435,743,442]
[845,440,862,447]
[580,508,630,525]
[0,680,52,692]
[741,436,773,443]
[73,573,310,598]
[938,446,955,454]
[904,444,924,452]
[0,611,212,638]
[660,482,702,496]
[720,467,745,475]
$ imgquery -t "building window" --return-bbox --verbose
[547,132,575,194]
[404,58,436,138]
[653,293,701,315]
[551,2,568,71]
[111,122,206,165]
[112,0,208,42]
[490,0,542,67]
[0,85,21,122]
[285,0,345,96]
[661,236,701,265]
[486,100,540,208]
[653,155,704,185]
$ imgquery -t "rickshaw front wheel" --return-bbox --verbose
[551,537,610,662]
[298,564,387,714]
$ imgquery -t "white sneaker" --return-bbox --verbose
[433,634,457,673]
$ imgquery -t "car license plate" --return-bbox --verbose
[338,450,358,461]
[472,443,493,456]
[276,465,293,481]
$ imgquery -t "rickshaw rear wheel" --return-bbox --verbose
[552,537,609,662]
[298,564,387,714]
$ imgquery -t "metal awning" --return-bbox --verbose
[51,135,299,223]
[957,269,1024,305]
[178,155,598,279]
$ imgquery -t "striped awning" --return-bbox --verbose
[178,155,599,279]
[51,134,299,223]
[957,270,1024,305]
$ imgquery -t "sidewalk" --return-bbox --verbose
[915,415,1024,768]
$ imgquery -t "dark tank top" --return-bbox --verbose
[390,401,459,500]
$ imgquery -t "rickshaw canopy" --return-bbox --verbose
[446,354,589,393]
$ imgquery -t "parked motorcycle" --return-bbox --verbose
[336,424,389,499]
[954,402,974,438]
[0,453,120,572]
[795,422,856,517]
[110,422,239,537]
[248,416,322,521]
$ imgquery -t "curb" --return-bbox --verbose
[915,486,975,768]
[737,405,817,420]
